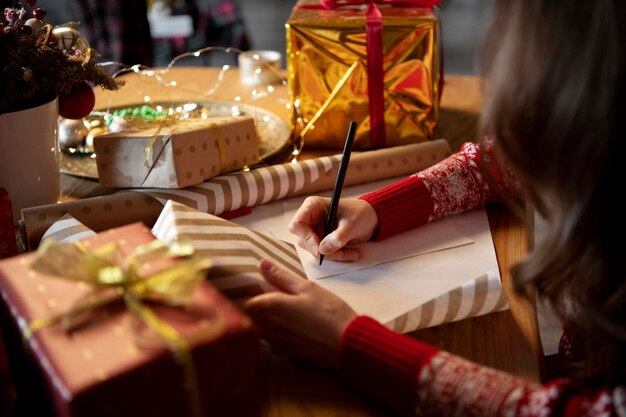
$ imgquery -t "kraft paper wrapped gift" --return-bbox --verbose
[286,0,441,149]
[0,223,260,417]
[94,116,259,188]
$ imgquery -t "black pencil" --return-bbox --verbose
[319,121,357,265]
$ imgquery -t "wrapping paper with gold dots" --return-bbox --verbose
[20,139,451,249]
[93,116,259,188]
[0,223,260,417]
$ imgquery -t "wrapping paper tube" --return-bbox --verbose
[40,213,96,243]
[21,139,451,249]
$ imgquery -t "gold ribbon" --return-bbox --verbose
[144,121,166,162]
[144,116,174,163]
[142,119,229,185]
[209,122,229,173]
[141,117,177,186]
[27,238,221,417]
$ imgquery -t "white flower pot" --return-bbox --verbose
[0,94,60,223]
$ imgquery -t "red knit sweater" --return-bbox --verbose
[343,143,626,417]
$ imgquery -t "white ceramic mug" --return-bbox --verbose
[238,50,283,86]
[0,94,60,223]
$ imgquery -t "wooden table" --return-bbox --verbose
[90,68,544,416]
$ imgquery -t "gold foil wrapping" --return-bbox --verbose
[287,0,440,149]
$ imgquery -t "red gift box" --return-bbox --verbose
[0,223,260,417]
[0,188,17,259]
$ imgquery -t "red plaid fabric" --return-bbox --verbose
[73,0,155,66]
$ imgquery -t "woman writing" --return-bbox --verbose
[244,1,626,415]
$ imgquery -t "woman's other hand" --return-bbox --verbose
[244,260,358,368]
[288,196,378,262]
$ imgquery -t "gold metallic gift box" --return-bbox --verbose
[286,0,440,149]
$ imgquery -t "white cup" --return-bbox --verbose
[238,50,283,86]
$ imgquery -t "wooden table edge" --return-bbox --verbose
[487,203,545,380]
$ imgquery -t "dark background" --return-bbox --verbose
[3,0,493,74]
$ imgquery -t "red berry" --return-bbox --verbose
[58,82,96,119]
[33,7,46,20]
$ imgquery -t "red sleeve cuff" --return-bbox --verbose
[359,176,433,240]
[339,316,439,417]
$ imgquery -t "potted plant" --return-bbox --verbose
[0,0,121,223]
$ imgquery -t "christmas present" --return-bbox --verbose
[153,200,307,301]
[0,222,260,417]
[286,0,441,150]
[24,201,306,303]
[94,116,260,188]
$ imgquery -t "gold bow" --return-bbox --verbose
[27,237,219,417]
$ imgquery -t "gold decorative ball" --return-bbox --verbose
[51,27,91,61]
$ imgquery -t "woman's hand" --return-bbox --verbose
[288,196,378,262]
[244,260,358,369]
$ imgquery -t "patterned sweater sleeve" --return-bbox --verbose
[359,142,502,239]
[339,316,626,417]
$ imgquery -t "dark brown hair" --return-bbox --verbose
[479,0,626,385]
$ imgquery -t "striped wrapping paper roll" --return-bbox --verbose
[152,200,305,301]
[21,140,451,249]
[40,213,96,243]
[385,272,509,334]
